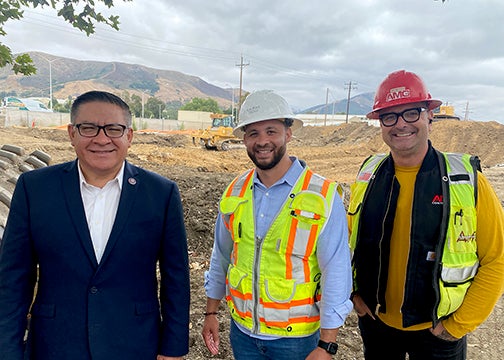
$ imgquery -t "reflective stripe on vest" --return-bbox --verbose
[220,167,338,336]
[437,153,479,317]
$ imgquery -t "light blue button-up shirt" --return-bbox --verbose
[204,157,353,338]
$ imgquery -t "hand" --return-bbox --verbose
[352,294,375,319]
[430,322,459,342]
[156,356,183,360]
[201,314,220,355]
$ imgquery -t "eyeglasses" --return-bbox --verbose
[378,107,427,127]
[74,123,127,138]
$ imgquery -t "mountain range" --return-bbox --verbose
[0,52,373,115]
[303,92,374,115]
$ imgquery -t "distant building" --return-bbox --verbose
[295,113,378,127]
[177,110,214,129]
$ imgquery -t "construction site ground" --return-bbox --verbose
[0,119,503,359]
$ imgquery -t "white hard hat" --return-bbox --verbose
[233,90,303,137]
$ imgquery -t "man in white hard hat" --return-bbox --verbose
[348,70,504,359]
[202,90,352,359]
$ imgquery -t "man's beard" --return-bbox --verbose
[248,144,286,170]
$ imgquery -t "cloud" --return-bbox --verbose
[3,0,504,122]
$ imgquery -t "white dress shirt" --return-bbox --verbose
[78,162,124,263]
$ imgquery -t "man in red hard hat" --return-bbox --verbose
[348,70,504,359]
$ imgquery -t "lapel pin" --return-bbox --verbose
[128,177,137,185]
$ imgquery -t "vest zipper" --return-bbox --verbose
[432,151,451,326]
[252,235,264,334]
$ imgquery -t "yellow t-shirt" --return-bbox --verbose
[378,165,429,330]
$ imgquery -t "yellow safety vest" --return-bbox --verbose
[348,152,479,320]
[220,167,339,336]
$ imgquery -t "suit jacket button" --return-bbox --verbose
[89,286,98,294]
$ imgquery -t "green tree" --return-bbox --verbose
[145,97,165,118]
[120,90,131,105]
[165,100,182,120]
[0,0,131,75]
[129,94,142,117]
[180,97,220,113]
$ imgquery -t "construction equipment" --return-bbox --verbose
[192,113,243,151]
[433,105,460,121]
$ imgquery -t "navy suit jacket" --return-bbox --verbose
[0,160,190,360]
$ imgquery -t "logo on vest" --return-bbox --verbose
[358,172,372,181]
[457,231,476,243]
[431,194,443,205]
[386,86,411,103]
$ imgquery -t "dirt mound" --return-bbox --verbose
[294,122,380,147]
[429,120,504,167]
[295,120,504,167]
[133,132,191,147]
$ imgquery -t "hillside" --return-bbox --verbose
[0,52,235,108]
[303,92,374,115]
[0,52,376,115]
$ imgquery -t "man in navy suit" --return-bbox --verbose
[0,91,190,359]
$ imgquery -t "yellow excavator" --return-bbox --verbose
[192,113,243,150]
[433,105,460,121]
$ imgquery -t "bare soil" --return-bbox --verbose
[1,119,503,359]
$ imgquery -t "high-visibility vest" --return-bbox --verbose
[348,152,479,320]
[220,167,340,336]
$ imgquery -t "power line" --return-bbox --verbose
[17,11,347,84]
[344,81,358,123]
[16,9,370,101]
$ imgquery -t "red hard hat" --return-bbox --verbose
[367,70,442,119]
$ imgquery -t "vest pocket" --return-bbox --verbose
[289,191,328,226]
[220,197,248,242]
[226,265,252,315]
[264,278,296,303]
[437,279,471,317]
[261,278,320,326]
[447,205,477,254]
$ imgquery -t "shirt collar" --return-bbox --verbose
[77,160,125,190]
[253,156,305,188]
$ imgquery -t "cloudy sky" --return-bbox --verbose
[4,0,504,123]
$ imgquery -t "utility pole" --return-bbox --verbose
[49,60,53,110]
[231,89,235,119]
[324,88,329,126]
[344,81,357,124]
[141,91,145,119]
[463,101,470,121]
[236,54,249,121]
[39,55,58,111]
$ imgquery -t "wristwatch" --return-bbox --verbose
[318,339,338,355]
